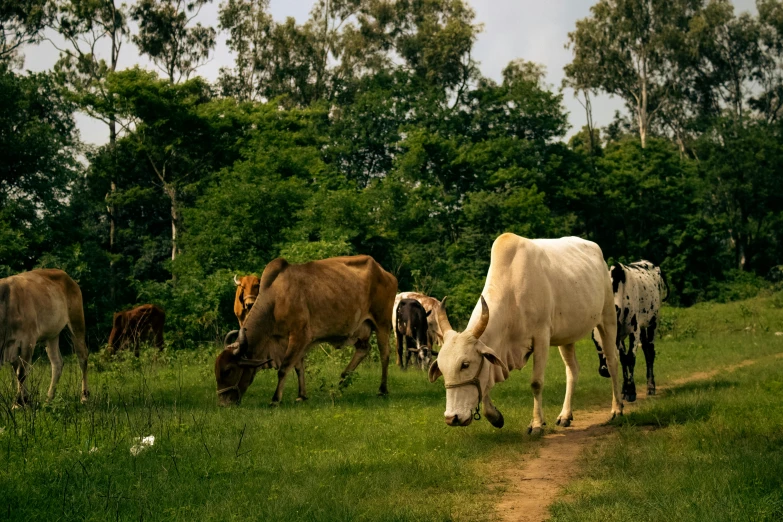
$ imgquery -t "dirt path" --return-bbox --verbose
[492,353,783,522]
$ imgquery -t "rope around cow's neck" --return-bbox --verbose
[216,357,274,396]
[444,356,484,421]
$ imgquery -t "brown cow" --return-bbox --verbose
[215,255,397,406]
[0,269,89,405]
[233,274,260,326]
[108,304,165,357]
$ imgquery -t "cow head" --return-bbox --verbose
[214,328,272,406]
[234,274,261,313]
[428,296,508,427]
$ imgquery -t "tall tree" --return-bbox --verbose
[109,68,215,260]
[131,0,216,83]
[565,0,702,148]
[52,0,128,302]
[0,0,50,67]
[217,0,271,102]
[0,68,79,274]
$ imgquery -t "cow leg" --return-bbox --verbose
[11,345,32,407]
[622,317,640,402]
[396,331,404,369]
[483,394,504,429]
[376,324,391,396]
[404,337,415,370]
[641,316,657,396]
[67,303,90,402]
[592,329,610,378]
[295,360,308,401]
[155,326,164,352]
[45,336,64,402]
[596,318,623,419]
[340,338,370,388]
[527,335,550,436]
[271,333,309,405]
[556,343,579,427]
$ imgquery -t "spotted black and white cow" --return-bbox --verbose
[594,260,668,401]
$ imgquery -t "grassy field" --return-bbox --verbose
[1,290,783,521]
[549,291,783,522]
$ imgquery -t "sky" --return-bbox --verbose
[22,0,759,146]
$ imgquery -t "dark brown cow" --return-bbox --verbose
[0,269,89,404]
[108,304,165,357]
[215,255,397,406]
[233,274,260,326]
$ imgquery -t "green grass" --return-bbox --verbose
[550,291,783,522]
[2,290,783,521]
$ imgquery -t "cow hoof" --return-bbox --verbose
[487,411,504,429]
[648,388,656,396]
[295,396,308,402]
[556,414,573,427]
[527,425,544,437]
[269,401,281,408]
[598,366,611,378]
[626,394,637,402]
[377,389,389,397]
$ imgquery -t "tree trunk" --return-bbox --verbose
[108,8,121,305]
[164,184,180,261]
[108,117,117,304]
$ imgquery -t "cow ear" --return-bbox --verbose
[425,309,432,317]
[477,341,509,378]
[428,360,442,383]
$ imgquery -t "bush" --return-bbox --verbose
[703,270,771,303]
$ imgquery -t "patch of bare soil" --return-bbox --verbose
[491,353,783,522]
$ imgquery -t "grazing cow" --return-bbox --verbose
[428,234,623,434]
[233,274,260,326]
[392,292,446,352]
[0,269,89,404]
[108,304,166,357]
[215,255,397,406]
[594,260,668,401]
[395,298,434,370]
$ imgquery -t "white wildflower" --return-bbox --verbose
[130,435,155,456]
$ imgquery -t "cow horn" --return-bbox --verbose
[471,296,489,340]
[224,330,239,349]
[236,327,248,356]
[233,274,240,286]
[436,296,453,334]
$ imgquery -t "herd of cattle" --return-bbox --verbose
[0,233,668,432]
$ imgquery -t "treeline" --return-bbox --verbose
[1,0,782,348]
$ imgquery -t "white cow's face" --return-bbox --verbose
[428,297,508,427]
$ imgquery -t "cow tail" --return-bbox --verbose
[0,283,9,364]
[660,268,671,302]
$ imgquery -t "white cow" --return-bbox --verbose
[428,233,623,434]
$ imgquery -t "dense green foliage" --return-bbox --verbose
[1,0,783,348]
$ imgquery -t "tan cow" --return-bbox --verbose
[233,274,261,326]
[428,234,622,435]
[0,269,89,404]
[215,255,397,406]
